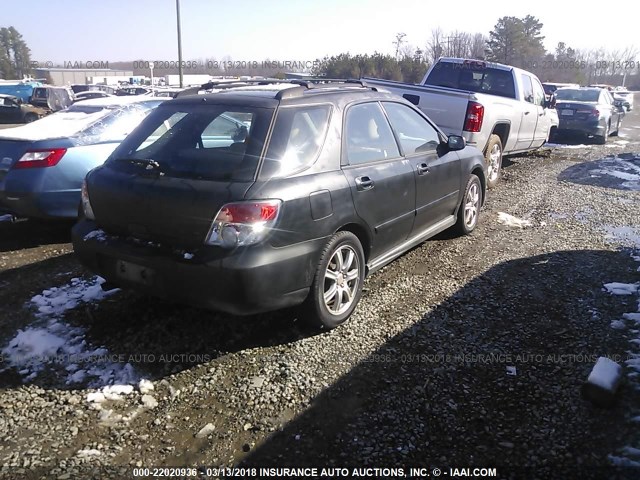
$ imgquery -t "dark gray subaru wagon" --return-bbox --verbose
[73,80,486,329]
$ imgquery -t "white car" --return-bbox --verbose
[612,89,634,112]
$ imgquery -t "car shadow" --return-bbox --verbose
[0,218,74,253]
[235,249,639,473]
[558,152,640,191]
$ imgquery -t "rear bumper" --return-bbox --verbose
[557,118,604,136]
[72,220,328,316]
[0,189,80,219]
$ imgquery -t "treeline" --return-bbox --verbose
[0,27,32,80]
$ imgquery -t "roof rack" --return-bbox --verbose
[175,78,378,99]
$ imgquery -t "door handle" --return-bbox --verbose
[416,163,430,175]
[355,176,375,191]
[524,111,531,115]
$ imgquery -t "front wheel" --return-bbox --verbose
[24,113,38,123]
[484,134,503,189]
[303,231,365,329]
[453,174,482,236]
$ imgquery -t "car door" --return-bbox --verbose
[516,74,538,150]
[531,78,551,146]
[341,102,416,259]
[381,101,460,233]
[0,98,21,124]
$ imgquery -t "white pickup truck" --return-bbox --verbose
[364,57,559,187]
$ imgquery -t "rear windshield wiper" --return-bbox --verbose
[114,158,166,174]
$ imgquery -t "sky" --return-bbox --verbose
[2,0,638,63]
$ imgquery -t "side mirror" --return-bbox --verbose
[447,135,465,151]
[544,95,556,109]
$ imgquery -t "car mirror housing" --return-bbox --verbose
[447,135,465,151]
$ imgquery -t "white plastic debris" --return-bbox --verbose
[582,357,623,407]
[497,212,532,228]
[195,423,216,438]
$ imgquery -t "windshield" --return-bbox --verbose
[555,89,600,102]
[107,103,274,182]
[425,61,516,99]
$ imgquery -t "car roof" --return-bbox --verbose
[0,93,19,100]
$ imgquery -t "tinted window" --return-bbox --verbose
[532,79,545,106]
[263,105,331,177]
[425,61,516,99]
[520,75,534,104]
[345,102,400,165]
[555,89,600,102]
[382,102,440,155]
[107,104,273,182]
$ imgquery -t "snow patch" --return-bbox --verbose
[497,212,532,228]
[1,276,137,387]
[545,143,589,149]
[603,282,639,296]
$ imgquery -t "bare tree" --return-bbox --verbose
[393,33,407,60]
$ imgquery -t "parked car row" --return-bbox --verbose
[0,65,633,329]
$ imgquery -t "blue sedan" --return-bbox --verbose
[0,96,164,219]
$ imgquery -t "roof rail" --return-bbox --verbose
[275,78,379,100]
[174,77,379,99]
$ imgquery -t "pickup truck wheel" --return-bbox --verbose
[484,134,502,189]
[303,231,365,329]
[454,174,482,235]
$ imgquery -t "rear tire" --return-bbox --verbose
[302,231,365,330]
[484,134,502,189]
[453,174,482,236]
[610,119,620,137]
[24,113,38,123]
[595,122,609,145]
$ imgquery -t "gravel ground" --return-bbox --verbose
[0,101,639,479]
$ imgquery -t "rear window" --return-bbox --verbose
[425,61,516,99]
[107,104,274,182]
[32,88,47,99]
[555,89,600,102]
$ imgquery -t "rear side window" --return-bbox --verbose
[107,104,273,182]
[345,102,400,165]
[426,61,516,99]
[521,74,534,104]
[262,105,331,178]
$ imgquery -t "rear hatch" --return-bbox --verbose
[89,167,255,249]
[86,100,276,250]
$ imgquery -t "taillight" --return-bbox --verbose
[81,180,95,220]
[205,200,282,248]
[463,102,484,133]
[12,149,67,169]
